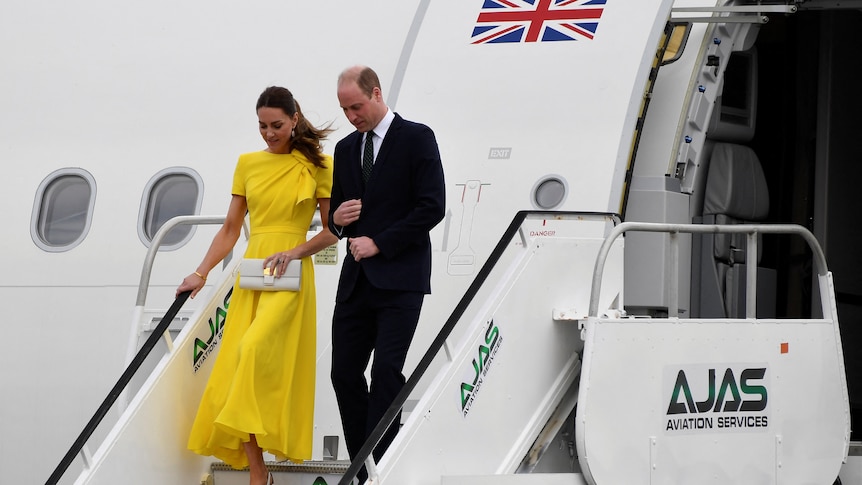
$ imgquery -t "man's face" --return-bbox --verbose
[337,80,384,133]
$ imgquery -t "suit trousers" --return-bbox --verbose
[331,269,424,468]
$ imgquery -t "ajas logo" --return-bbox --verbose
[459,319,502,417]
[192,287,232,372]
[664,363,769,433]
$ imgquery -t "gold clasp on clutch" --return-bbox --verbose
[263,265,275,286]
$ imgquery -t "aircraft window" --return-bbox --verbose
[31,168,96,252]
[138,167,203,250]
[532,175,568,210]
[661,23,691,65]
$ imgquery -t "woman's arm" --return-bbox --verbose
[176,194,248,298]
[264,198,339,276]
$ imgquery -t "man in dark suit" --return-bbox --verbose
[328,65,445,475]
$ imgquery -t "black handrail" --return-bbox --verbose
[45,291,191,485]
[337,211,619,484]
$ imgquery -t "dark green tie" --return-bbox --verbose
[362,132,374,183]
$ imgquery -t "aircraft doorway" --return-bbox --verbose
[749,8,862,438]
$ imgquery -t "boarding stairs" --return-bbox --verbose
[46,212,851,485]
[342,216,850,484]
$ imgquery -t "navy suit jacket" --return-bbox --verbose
[329,113,445,302]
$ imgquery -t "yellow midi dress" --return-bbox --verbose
[188,150,333,468]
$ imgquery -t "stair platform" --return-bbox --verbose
[210,460,349,485]
[442,474,586,485]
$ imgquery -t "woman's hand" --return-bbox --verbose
[177,271,207,299]
[263,252,297,277]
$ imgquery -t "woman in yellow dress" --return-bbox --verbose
[176,86,337,485]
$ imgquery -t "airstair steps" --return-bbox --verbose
[210,460,348,485]
[441,474,586,485]
[361,226,625,482]
[209,462,589,485]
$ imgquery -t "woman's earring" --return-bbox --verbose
[291,129,296,138]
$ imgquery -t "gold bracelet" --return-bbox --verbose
[194,271,207,281]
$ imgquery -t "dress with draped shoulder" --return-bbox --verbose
[188,150,333,468]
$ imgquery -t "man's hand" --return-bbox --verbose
[348,236,379,261]
[333,199,362,226]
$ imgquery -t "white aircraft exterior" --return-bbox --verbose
[1,0,860,484]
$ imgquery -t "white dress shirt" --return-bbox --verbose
[361,108,395,167]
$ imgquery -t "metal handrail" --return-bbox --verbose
[670,3,797,24]
[338,211,620,485]
[588,222,828,319]
[136,215,247,306]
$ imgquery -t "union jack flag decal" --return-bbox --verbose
[471,0,606,44]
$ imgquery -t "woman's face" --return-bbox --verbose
[258,106,297,154]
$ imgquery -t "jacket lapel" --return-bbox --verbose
[371,113,402,179]
[347,131,365,191]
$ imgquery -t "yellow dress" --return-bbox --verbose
[188,150,333,468]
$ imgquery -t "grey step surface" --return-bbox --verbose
[210,460,350,485]
[442,474,586,485]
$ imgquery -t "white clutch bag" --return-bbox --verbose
[238,258,301,291]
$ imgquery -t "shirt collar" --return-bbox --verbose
[369,108,395,140]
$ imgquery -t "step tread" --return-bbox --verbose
[211,460,350,474]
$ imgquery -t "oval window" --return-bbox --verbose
[31,168,96,252]
[138,168,203,250]
[532,175,568,210]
